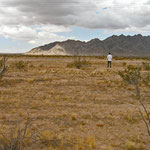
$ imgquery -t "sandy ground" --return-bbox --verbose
[0,56,150,150]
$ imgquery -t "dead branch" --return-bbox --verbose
[135,64,140,99]
[135,64,150,136]
[0,117,37,150]
[139,108,150,136]
[0,57,6,75]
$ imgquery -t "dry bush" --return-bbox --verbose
[125,140,145,150]
[38,131,95,150]
[121,111,140,124]
[142,73,150,86]
[13,61,28,70]
[122,62,127,66]
[127,64,150,137]
[67,57,91,69]
[119,64,150,149]
[142,61,150,71]
[0,57,6,79]
[0,119,95,150]
[0,119,38,150]
[118,65,141,84]
[119,63,150,86]
[0,59,2,68]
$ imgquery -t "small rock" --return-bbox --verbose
[96,121,105,127]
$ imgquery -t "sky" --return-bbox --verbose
[0,0,150,53]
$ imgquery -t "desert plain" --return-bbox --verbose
[0,55,150,150]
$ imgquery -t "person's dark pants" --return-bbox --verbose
[107,61,112,68]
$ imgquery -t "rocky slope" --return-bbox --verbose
[27,34,150,56]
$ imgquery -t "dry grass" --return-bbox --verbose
[0,56,150,150]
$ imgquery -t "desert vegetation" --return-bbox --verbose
[67,57,91,69]
[0,55,150,150]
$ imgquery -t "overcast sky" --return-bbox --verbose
[0,0,150,53]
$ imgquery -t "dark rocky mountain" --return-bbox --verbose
[27,34,150,56]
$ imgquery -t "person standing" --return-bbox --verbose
[107,53,112,68]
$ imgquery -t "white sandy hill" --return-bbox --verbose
[26,44,70,55]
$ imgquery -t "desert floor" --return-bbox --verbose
[0,56,150,150]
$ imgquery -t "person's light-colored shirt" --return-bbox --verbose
[107,54,112,61]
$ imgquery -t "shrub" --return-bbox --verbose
[119,64,150,86]
[0,59,2,68]
[13,61,28,70]
[0,119,37,150]
[122,62,127,66]
[142,73,150,86]
[0,57,6,79]
[142,61,150,71]
[118,65,141,84]
[67,57,91,69]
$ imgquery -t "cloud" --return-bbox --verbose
[0,0,150,45]
[0,0,150,29]
[0,24,74,45]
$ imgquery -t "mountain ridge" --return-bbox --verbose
[27,34,150,56]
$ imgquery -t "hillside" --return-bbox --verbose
[27,34,150,56]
